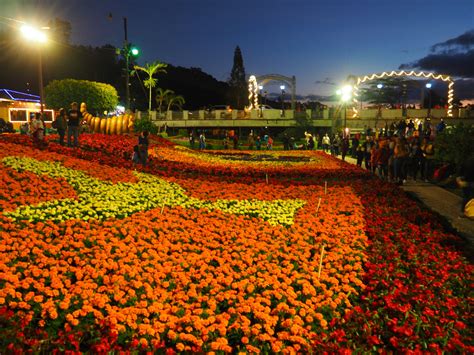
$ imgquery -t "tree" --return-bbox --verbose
[228,46,247,109]
[359,77,414,106]
[133,61,167,112]
[47,18,72,44]
[45,79,118,114]
[166,93,185,112]
[155,88,174,114]
[434,123,474,172]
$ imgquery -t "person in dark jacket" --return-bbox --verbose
[55,108,68,146]
[67,102,82,147]
[138,130,149,166]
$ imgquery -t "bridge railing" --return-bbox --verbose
[137,108,474,122]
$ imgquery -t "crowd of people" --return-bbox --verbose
[21,101,84,149]
[320,120,445,185]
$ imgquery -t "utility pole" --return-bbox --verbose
[123,17,130,111]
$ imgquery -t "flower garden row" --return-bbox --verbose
[0,133,472,353]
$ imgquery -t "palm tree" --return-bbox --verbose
[166,94,185,112]
[133,61,167,112]
[155,88,174,114]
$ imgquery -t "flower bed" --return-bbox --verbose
[0,134,472,353]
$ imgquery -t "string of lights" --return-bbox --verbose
[351,70,454,118]
[248,75,259,110]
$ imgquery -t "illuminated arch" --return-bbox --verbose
[248,75,259,109]
[248,74,297,110]
[349,70,454,118]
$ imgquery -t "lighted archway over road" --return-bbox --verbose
[250,74,296,110]
[349,70,454,118]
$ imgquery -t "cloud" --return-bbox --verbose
[399,29,474,79]
[431,29,474,52]
[399,50,474,78]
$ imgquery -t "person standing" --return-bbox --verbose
[138,130,149,166]
[248,131,255,150]
[322,133,330,152]
[199,132,206,149]
[356,143,365,167]
[267,136,273,150]
[307,135,315,150]
[393,137,409,184]
[409,139,423,181]
[232,134,239,149]
[364,137,374,171]
[67,102,82,147]
[341,137,349,161]
[420,137,435,181]
[255,136,261,150]
[30,112,45,148]
[436,118,446,134]
[54,108,68,146]
[189,132,195,148]
[351,136,359,157]
[333,135,341,156]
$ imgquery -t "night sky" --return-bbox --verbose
[2,0,473,96]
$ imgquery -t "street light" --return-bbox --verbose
[376,83,383,128]
[258,85,264,117]
[337,85,352,138]
[280,85,286,114]
[426,83,432,117]
[122,17,141,111]
[21,24,47,120]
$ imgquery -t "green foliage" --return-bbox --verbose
[279,115,313,140]
[155,88,186,112]
[167,93,185,111]
[45,79,118,113]
[133,115,158,135]
[359,77,413,105]
[228,46,247,109]
[155,88,174,113]
[434,123,474,171]
[133,61,167,112]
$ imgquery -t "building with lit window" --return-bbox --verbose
[0,89,54,129]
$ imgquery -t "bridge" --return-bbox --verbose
[140,107,473,130]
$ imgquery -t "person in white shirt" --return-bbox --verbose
[322,134,331,152]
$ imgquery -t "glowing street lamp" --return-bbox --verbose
[280,85,286,114]
[377,83,383,89]
[21,24,48,119]
[258,85,264,116]
[426,83,433,117]
[337,85,352,137]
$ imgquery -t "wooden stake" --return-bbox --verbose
[161,203,165,214]
[315,197,322,215]
[266,173,268,184]
[324,181,327,195]
[318,245,325,279]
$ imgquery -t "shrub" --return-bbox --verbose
[133,115,158,134]
[45,79,118,114]
[435,123,474,172]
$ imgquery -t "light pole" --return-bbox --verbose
[336,85,352,138]
[426,83,432,118]
[21,25,47,119]
[258,85,263,117]
[280,85,285,116]
[376,83,383,129]
[122,17,140,111]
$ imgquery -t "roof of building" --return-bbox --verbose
[0,89,40,103]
